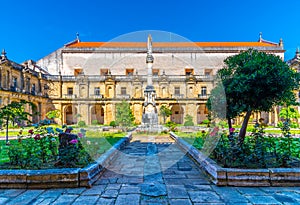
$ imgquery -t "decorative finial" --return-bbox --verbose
[296,47,299,54]
[259,32,262,42]
[1,49,7,60]
[279,38,284,48]
[76,32,80,42]
[146,34,154,63]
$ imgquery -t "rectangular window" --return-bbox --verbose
[174,87,180,95]
[100,69,109,75]
[32,84,36,92]
[204,69,212,76]
[121,87,127,95]
[26,78,30,92]
[153,69,159,76]
[13,77,17,88]
[94,87,100,95]
[67,87,73,95]
[201,86,207,96]
[126,69,134,76]
[74,69,83,76]
[31,84,36,95]
[185,68,194,75]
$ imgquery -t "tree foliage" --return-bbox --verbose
[279,106,300,121]
[159,105,172,124]
[0,100,34,144]
[210,49,300,145]
[184,114,194,126]
[115,100,135,130]
[46,109,61,120]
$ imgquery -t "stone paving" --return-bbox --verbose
[0,134,300,204]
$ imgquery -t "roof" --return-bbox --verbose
[67,41,279,48]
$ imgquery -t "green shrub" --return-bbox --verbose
[290,122,299,128]
[109,121,117,128]
[78,121,86,127]
[201,119,210,127]
[184,115,194,126]
[165,121,177,132]
[210,121,300,168]
[218,120,227,128]
[8,126,59,169]
[91,120,99,125]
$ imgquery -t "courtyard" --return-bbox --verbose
[0,133,298,204]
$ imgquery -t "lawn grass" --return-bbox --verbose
[0,124,63,137]
[81,131,124,158]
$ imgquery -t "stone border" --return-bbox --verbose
[0,133,132,189]
[170,132,300,187]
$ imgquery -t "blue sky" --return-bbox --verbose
[1,0,299,63]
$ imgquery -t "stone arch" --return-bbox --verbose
[171,104,184,124]
[197,104,208,124]
[31,103,39,124]
[90,104,104,124]
[64,104,78,125]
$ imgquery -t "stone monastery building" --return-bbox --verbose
[0,34,292,126]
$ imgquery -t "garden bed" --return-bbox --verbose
[170,132,300,186]
[0,133,132,189]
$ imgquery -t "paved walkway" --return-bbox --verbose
[0,135,300,204]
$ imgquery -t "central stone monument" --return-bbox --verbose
[142,34,159,127]
[138,35,167,133]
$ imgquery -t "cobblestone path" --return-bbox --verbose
[0,135,299,204]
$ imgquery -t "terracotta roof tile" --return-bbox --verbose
[67,41,278,48]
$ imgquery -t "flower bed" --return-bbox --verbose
[0,133,132,188]
[170,132,300,186]
[0,125,125,169]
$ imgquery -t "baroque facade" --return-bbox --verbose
[2,34,293,126]
[0,50,51,123]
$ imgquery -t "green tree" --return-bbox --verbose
[215,49,299,145]
[0,100,34,144]
[109,121,117,128]
[159,105,172,124]
[184,114,194,126]
[115,100,135,131]
[46,109,61,122]
[279,106,300,121]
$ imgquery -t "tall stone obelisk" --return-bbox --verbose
[142,35,158,126]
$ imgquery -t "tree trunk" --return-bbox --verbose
[6,117,9,145]
[238,110,252,146]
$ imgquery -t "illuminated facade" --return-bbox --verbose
[1,35,288,126]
